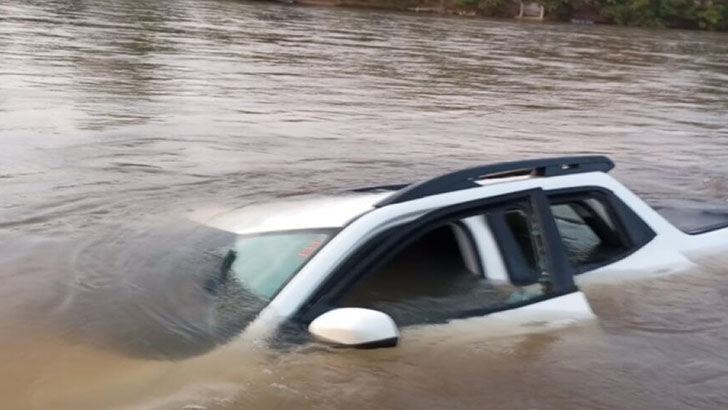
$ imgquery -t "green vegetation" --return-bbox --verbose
[348,0,728,29]
[597,0,728,29]
[424,0,728,30]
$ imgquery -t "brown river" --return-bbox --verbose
[1,0,728,409]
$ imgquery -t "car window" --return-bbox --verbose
[548,194,631,270]
[229,230,333,300]
[338,199,559,327]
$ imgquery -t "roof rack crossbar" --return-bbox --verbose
[375,155,614,207]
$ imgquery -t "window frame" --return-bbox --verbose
[293,189,578,326]
[486,203,545,287]
[544,187,656,274]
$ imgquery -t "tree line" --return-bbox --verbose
[436,0,728,30]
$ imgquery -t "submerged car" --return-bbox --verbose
[198,156,728,349]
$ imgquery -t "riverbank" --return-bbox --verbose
[294,0,728,31]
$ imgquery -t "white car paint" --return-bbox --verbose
[201,163,728,347]
[198,192,390,235]
[308,308,399,346]
[460,216,510,282]
[270,172,617,318]
[400,293,596,345]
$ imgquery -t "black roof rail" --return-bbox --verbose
[350,184,410,193]
[375,155,614,207]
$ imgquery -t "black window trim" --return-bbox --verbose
[293,188,578,326]
[543,186,656,274]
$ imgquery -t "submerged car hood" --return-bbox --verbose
[191,192,392,235]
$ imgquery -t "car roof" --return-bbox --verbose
[376,155,614,206]
[197,156,615,235]
[200,192,393,235]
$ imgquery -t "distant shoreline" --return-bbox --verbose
[285,0,728,31]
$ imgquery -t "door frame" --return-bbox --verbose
[293,188,579,326]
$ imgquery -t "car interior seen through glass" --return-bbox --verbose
[548,193,631,271]
[336,192,636,327]
[340,204,556,327]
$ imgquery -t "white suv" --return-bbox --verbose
[199,156,728,348]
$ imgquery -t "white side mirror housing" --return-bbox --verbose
[308,308,399,348]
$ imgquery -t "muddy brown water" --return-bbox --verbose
[1,0,728,409]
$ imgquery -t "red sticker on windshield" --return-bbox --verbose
[297,239,323,259]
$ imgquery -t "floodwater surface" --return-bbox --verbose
[1,0,728,409]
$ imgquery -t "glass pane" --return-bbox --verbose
[550,199,629,268]
[504,209,538,272]
[497,200,552,292]
[230,231,331,300]
[339,214,556,327]
[501,199,550,280]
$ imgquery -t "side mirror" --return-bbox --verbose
[308,308,399,348]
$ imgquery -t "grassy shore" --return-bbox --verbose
[296,0,728,31]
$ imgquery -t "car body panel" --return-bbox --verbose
[267,171,619,320]
[399,292,596,345]
[198,192,390,235]
[199,159,728,347]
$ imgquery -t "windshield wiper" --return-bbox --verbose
[220,249,236,282]
[205,249,237,296]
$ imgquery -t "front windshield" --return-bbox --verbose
[227,230,334,300]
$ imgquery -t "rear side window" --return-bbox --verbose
[548,194,631,271]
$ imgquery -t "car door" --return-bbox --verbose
[292,188,594,345]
